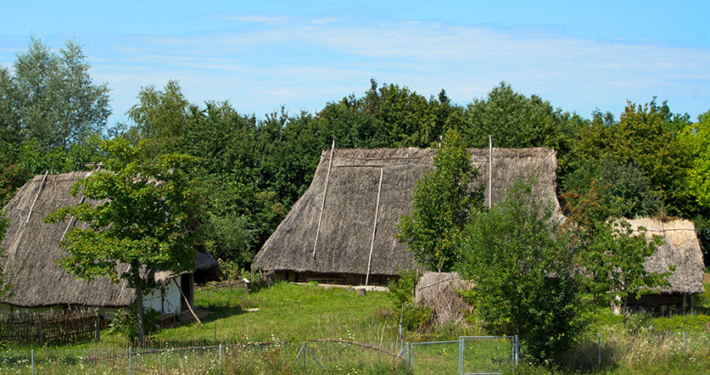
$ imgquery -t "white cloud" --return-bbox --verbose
[18,15,706,124]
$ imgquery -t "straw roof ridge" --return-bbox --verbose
[253,147,560,276]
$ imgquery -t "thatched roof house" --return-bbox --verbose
[252,147,559,285]
[0,172,219,317]
[626,218,706,313]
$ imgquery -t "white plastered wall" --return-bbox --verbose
[143,277,182,316]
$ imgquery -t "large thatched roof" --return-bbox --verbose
[0,172,218,308]
[627,218,705,295]
[253,147,559,276]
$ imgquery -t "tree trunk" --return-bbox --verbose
[134,271,146,344]
[622,295,628,328]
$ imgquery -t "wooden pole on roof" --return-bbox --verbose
[488,135,493,209]
[365,168,384,287]
[313,138,335,259]
[61,196,85,242]
[26,171,49,223]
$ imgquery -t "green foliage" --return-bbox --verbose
[1,38,110,154]
[397,129,483,272]
[216,258,241,282]
[571,100,693,217]
[108,307,161,340]
[0,38,109,177]
[318,79,462,149]
[0,212,12,297]
[651,314,710,332]
[563,172,670,322]
[386,270,432,330]
[127,80,189,157]
[563,159,661,219]
[458,180,587,364]
[685,111,710,208]
[45,138,203,341]
[400,305,433,331]
[387,269,418,310]
[0,162,30,207]
[590,222,668,322]
[693,280,710,313]
[203,212,255,267]
[461,82,583,175]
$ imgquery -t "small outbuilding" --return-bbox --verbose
[626,218,706,314]
[0,171,219,318]
[252,147,560,285]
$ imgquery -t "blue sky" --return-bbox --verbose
[1,1,708,126]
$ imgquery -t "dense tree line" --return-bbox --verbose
[2,38,710,270]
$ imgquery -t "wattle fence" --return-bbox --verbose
[0,309,104,345]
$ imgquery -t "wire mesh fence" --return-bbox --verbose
[1,331,709,374]
[409,340,461,375]
[407,336,518,375]
[460,336,517,375]
[0,340,406,374]
[291,340,403,373]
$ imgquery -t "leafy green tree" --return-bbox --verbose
[585,221,667,327]
[570,99,693,217]
[0,211,12,297]
[45,139,202,342]
[458,180,586,364]
[255,110,324,206]
[461,82,583,175]
[127,80,189,157]
[396,129,483,272]
[562,177,669,323]
[2,38,110,153]
[0,68,21,152]
[203,212,255,267]
[685,111,710,207]
[0,162,30,207]
[317,79,462,149]
[563,159,661,219]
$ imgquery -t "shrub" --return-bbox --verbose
[387,269,433,330]
[458,180,588,364]
[108,307,161,340]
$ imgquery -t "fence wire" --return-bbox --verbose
[460,336,517,375]
[0,340,406,374]
[410,340,461,375]
[1,331,709,374]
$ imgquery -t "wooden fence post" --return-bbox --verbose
[95,309,101,341]
[37,318,43,345]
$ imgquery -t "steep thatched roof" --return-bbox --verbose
[253,147,559,276]
[0,172,218,308]
[627,218,705,295]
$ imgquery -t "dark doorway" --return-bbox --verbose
[180,273,194,311]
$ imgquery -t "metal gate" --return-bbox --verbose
[406,336,518,375]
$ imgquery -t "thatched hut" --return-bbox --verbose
[0,172,219,318]
[252,147,559,285]
[625,218,706,314]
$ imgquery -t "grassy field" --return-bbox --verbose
[156,282,401,346]
[1,280,710,374]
